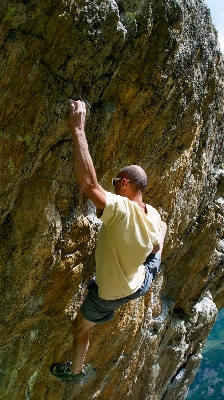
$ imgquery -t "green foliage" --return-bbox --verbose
[22,47,28,60]
[125,11,136,24]
[3,6,16,23]
[187,309,224,399]
[8,159,15,175]
[24,134,31,146]
[123,0,139,11]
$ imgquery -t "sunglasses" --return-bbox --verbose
[112,177,129,186]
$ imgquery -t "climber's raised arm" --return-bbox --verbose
[70,100,106,211]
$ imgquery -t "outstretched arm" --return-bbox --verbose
[70,100,106,211]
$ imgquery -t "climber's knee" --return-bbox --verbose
[72,310,96,338]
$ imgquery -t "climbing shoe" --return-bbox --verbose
[50,362,86,381]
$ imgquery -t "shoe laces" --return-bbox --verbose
[58,362,72,372]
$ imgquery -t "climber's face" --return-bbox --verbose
[112,175,130,196]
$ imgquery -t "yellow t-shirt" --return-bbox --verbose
[95,191,161,300]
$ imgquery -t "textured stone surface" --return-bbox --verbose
[0,0,223,399]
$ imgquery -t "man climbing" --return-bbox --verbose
[50,100,167,381]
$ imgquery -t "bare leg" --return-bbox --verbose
[71,310,96,374]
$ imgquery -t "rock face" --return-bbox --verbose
[0,0,223,399]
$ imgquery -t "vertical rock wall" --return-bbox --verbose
[0,0,223,399]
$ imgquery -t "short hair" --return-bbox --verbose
[118,165,147,192]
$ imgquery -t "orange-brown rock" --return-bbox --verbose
[0,0,223,399]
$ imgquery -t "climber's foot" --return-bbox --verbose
[50,362,86,381]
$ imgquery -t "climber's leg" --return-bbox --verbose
[71,310,96,374]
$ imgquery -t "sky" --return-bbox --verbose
[205,0,224,53]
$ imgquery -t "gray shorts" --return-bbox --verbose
[80,253,161,324]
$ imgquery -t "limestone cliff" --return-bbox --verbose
[0,0,223,399]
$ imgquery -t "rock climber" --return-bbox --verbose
[50,100,167,381]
